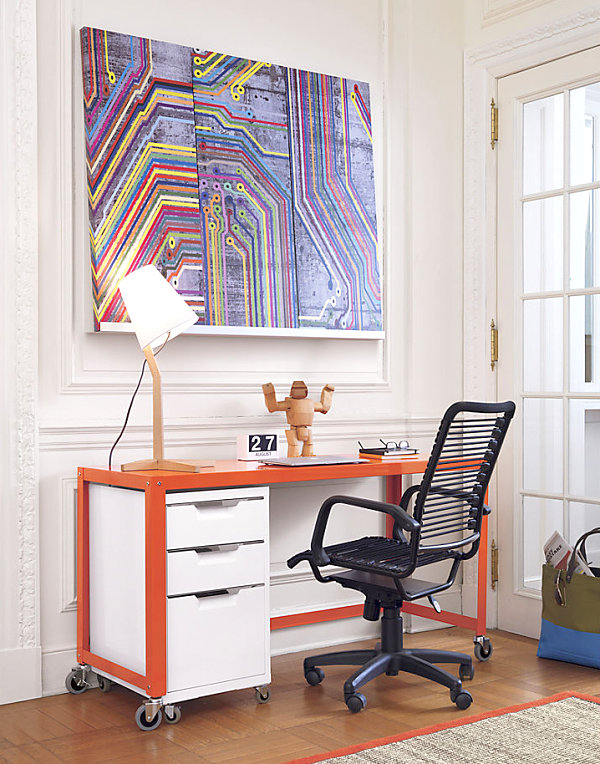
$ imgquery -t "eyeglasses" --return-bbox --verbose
[554,571,567,607]
[380,439,410,450]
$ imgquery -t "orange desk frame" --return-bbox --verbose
[77,460,489,698]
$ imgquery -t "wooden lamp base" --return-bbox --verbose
[121,457,215,473]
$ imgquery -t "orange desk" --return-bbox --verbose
[77,459,489,698]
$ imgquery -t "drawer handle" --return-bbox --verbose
[195,544,240,556]
[189,497,262,510]
[193,584,263,600]
[194,587,241,601]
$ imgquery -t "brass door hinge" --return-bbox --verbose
[491,539,499,591]
[490,98,498,149]
[490,319,498,370]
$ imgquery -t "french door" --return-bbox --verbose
[496,47,600,637]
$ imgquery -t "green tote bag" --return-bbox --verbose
[537,527,600,669]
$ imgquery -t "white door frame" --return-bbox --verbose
[463,6,600,627]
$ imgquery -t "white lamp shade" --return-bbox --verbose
[118,265,198,349]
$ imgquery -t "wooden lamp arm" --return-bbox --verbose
[143,344,164,461]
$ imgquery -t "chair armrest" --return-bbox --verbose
[287,549,335,583]
[310,494,420,566]
[287,550,311,568]
[399,484,420,510]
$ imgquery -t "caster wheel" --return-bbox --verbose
[305,668,324,686]
[164,705,182,724]
[65,669,88,695]
[255,686,270,704]
[345,692,367,713]
[451,690,473,710]
[459,662,474,681]
[97,675,113,693]
[135,705,162,731]
[474,639,493,662]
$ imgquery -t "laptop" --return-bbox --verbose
[258,455,368,467]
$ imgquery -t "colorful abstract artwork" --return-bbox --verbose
[81,27,382,336]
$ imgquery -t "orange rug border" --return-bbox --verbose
[286,691,600,764]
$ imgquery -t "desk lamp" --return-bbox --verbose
[118,264,214,472]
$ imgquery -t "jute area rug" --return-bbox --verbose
[287,691,599,764]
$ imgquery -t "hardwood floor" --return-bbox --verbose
[1,628,598,763]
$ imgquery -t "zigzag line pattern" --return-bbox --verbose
[288,70,380,331]
[81,28,381,333]
[192,49,296,328]
[81,28,204,328]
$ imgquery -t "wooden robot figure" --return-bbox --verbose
[262,381,335,457]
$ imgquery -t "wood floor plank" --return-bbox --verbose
[0,743,64,763]
[1,629,598,764]
[195,729,321,764]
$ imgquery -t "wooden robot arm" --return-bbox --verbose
[315,383,335,414]
[262,383,289,412]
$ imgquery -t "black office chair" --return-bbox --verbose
[287,401,515,713]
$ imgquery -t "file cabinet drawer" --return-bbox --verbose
[166,488,268,550]
[167,542,266,596]
[167,586,267,692]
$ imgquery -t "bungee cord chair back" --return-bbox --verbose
[287,400,515,713]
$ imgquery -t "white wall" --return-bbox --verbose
[2,0,475,703]
[31,0,468,699]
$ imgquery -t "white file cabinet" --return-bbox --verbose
[69,481,270,731]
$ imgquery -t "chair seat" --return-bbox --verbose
[329,568,452,601]
[326,536,454,577]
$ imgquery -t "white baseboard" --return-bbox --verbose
[0,647,42,704]
[42,646,88,697]
[271,589,463,656]
[271,617,378,656]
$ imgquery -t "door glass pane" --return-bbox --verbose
[523,93,564,195]
[523,298,563,392]
[569,294,600,390]
[570,190,600,289]
[523,197,563,292]
[523,398,563,494]
[568,502,600,564]
[568,399,600,496]
[523,496,563,590]
[570,82,600,186]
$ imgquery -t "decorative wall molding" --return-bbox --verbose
[468,6,600,66]
[38,415,439,451]
[58,0,395,397]
[60,479,77,614]
[11,0,39,651]
[482,0,554,27]
[59,373,394,398]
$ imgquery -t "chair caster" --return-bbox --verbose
[345,692,367,713]
[305,667,324,686]
[135,704,162,731]
[450,689,473,710]
[459,662,474,681]
[474,637,493,662]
